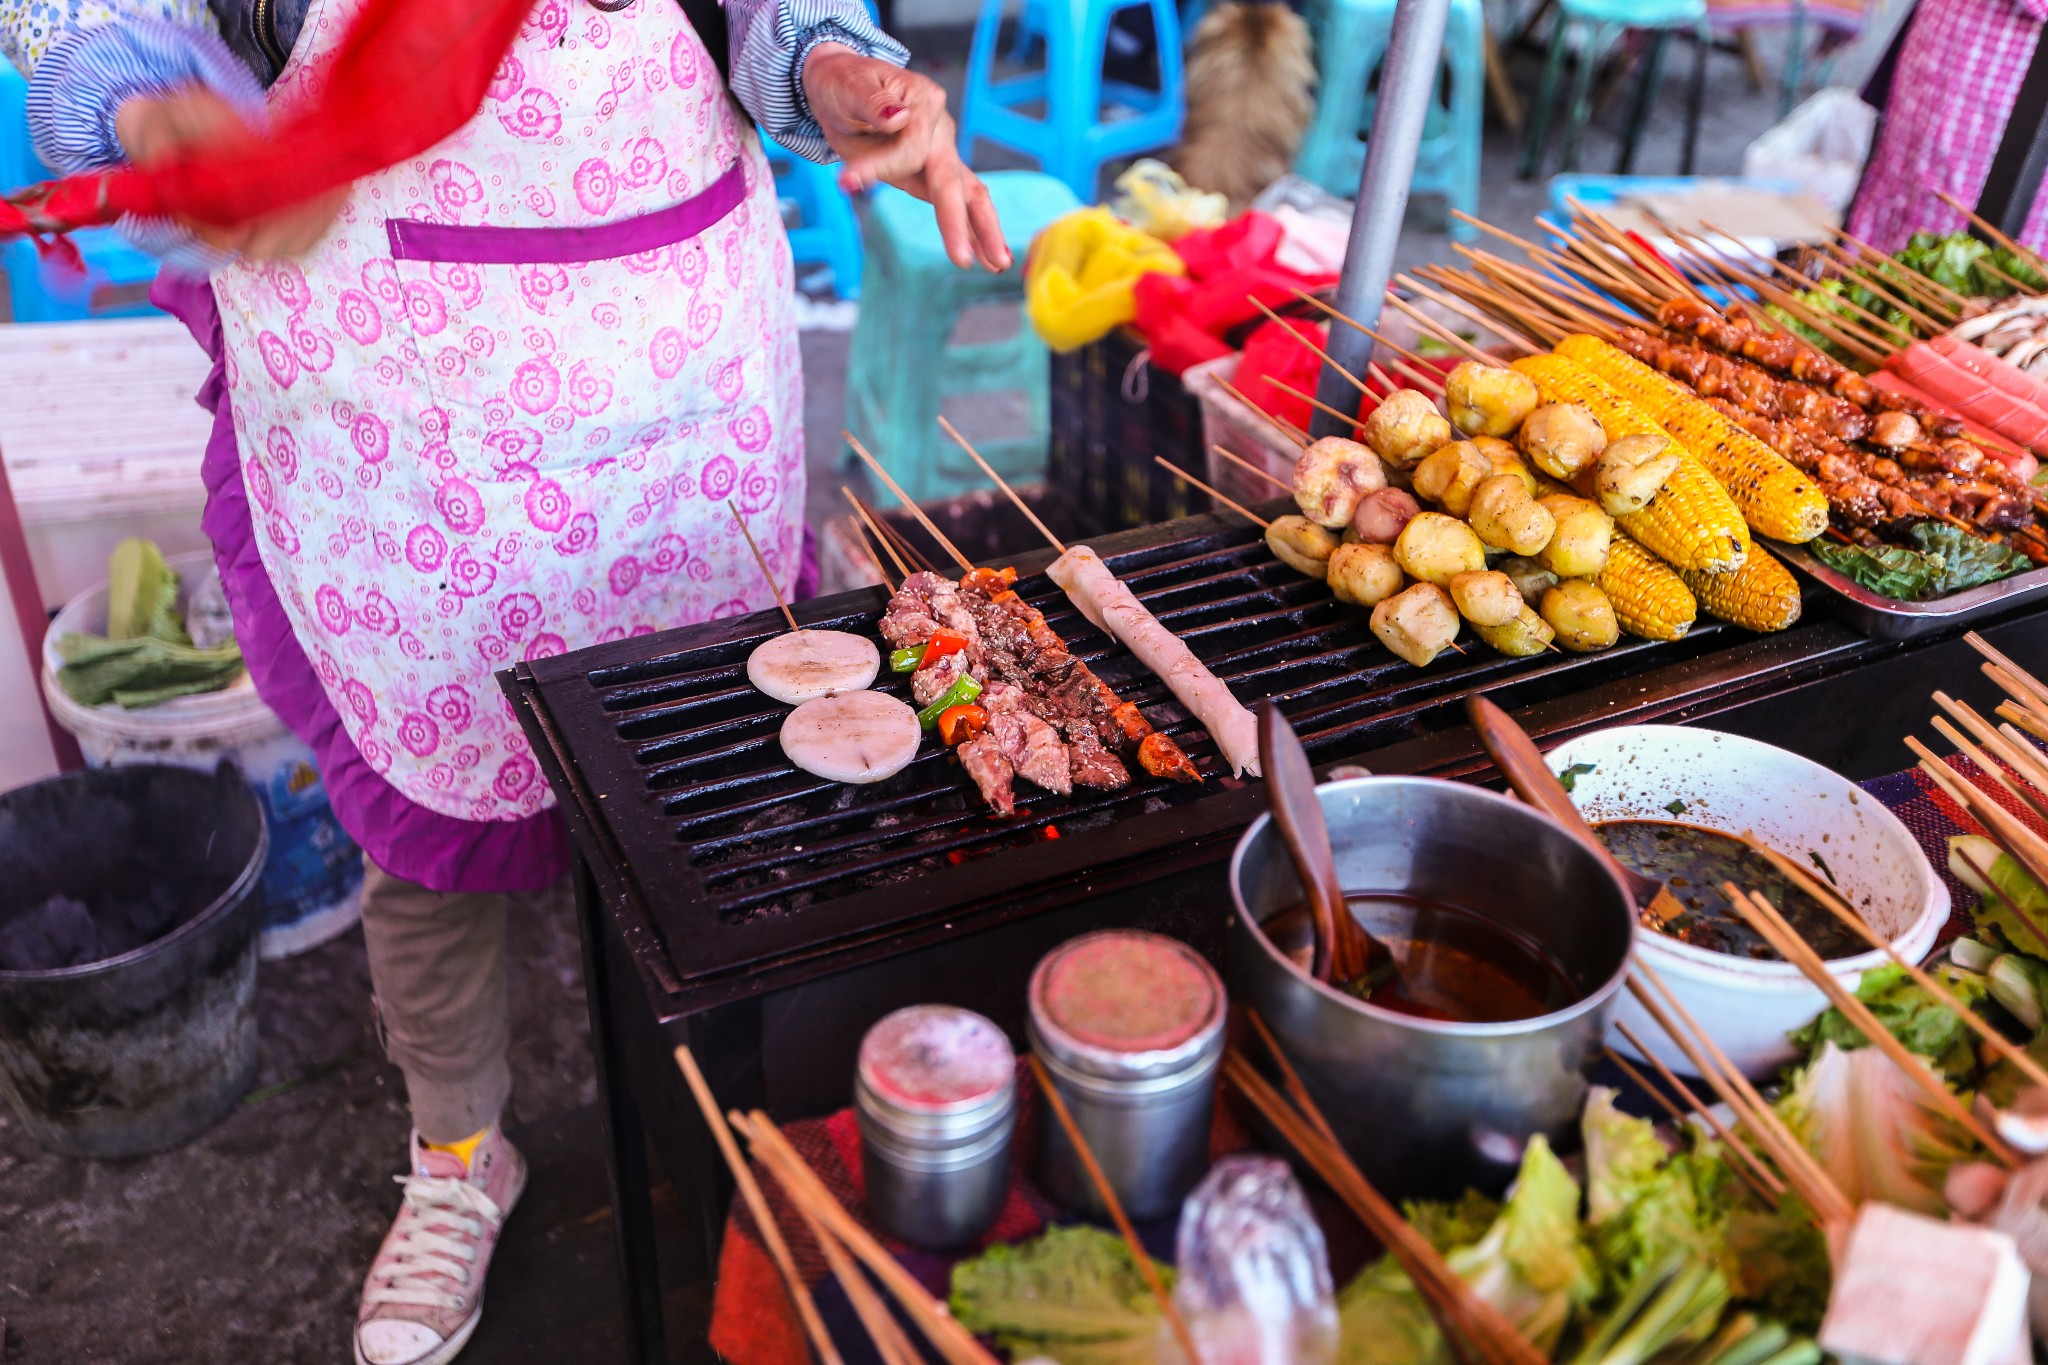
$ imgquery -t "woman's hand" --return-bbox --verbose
[113,88,346,259]
[802,44,1010,273]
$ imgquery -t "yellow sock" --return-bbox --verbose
[424,1125,491,1168]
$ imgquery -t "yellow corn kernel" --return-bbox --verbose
[1598,535,1698,641]
[1679,546,1803,632]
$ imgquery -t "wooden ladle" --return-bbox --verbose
[1258,702,1391,988]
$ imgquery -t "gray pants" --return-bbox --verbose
[360,863,513,1145]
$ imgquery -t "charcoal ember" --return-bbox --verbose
[1173,1155,1338,1365]
[0,896,107,972]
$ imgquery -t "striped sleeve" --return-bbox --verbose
[724,0,910,163]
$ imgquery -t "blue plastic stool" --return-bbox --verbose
[1518,0,1709,180]
[760,131,864,300]
[1294,0,1484,240]
[0,67,161,323]
[844,172,1081,504]
[958,0,1186,203]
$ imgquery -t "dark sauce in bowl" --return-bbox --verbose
[1262,893,1580,1023]
[1592,819,1862,961]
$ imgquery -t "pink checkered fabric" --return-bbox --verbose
[1846,0,2048,254]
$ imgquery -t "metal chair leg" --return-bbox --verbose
[1520,13,1573,178]
[1557,20,1610,175]
[1614,27,1670,174]
[1681,18,1708,175]
[1781,0,1808,118]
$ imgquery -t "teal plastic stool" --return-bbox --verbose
[1294,0,1484,241]
[1518,0,1708,180]
[0,66,160,322]
[844,172,1082,504]
[958,0,1186,202]
[762,131,864,300]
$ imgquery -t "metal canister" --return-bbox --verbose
[855,1004,1017,1249]
[1028,929,1225,1222]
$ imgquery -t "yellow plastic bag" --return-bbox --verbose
[1111,159,1229,241]
[1025,207,1186,352]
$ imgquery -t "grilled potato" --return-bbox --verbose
[1445,362,1539,438]
[1473,436,1538,496]
[1473,604,1556,657]
[1327,542,1406,607]
[1592,434,1682,516]
[1393,512,1487,587]
[1536,493,1614,578]
[1448,570,1523,628]
[1467,474,1557,557]
[1370,582,1461,667]
[1348,486,1422,544]
[1541,579,1620,652]
[1411,441,1493,516]
[1266,515,1340,578]
[1518,402,1607,480]
[1293,436,1388,529]
[1361,389,1455,470]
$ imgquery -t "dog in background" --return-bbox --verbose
[1170,0,1317,213]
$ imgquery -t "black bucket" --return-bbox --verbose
[0,764,267,1159]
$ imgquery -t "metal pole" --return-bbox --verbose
[1311,0,1453,439]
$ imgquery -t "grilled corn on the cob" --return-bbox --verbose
[1598,535,1697,641]
[1554,335,1831,544]
[1509,354,1750,574]
[1679,547,1802,632]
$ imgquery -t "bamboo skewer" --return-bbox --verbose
[1677,248,1891,362]
[1832,225,1970,310]
[1395,272,1542,354]
[1931,712,2048,825]
[852,488,937,574]
[1702,224,1925,342]
[1984,661,2048,729]
[1804,240,1948,335]
[1415,266,1575,343]
[1262,375,1375,431]
[937,415,1068,554]
[808,1206,922,1365]
[1026,1055,1201,1364]
[844,487,910,582]
[845,431,972,571]
[1741,836,2048,1097]
[1906,736,2048,951]
[1935,192,2048,287]
[1825,245,1961,324]
[1371,291,1506,367]
[729,501,801,633]
[1246,296,1374,395]
[1609,1022,1786,1200]
[1455,245,1643,330]
[1211,443,1294,493]
[1724,884,2016,1165]
[1967,633,2048,713]
[1597,1042,1782,1205]
[2002,702,2048,745]
[1172,455,1272,526]
[1254,293,1446,396]
[1293,303,1446,388]
[734,1112,1002,1365]
[1216,375,1311,448]
[1533,221,1663,308]
[1244,1009,1340,1148]
[674,1048,844,1365]
[1564,203,1702,301]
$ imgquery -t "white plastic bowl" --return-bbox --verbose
[1543,725,1947,1079]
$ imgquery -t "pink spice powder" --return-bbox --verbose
[1040,932,1220,1054]
[859,1005,1014,1110]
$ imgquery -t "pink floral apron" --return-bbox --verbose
[209,0,805,823]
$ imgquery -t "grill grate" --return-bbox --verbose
[511,514,1731,1005]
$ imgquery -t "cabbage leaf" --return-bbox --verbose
[949,1224,1171,1365]
[1776,1041,1975,1215]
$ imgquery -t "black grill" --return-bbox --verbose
[506,510,1730,1012]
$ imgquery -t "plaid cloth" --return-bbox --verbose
[706,761,2013,1365]
[1846,0,2048,254]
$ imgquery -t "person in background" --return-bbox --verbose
[1846,0,2048,251]
[1,3,1007,1363]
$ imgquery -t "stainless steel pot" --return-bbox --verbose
[1228,776,1634,1200]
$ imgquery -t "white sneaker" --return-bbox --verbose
[353,1128,527,1365]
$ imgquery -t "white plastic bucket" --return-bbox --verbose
[39,553,364,959]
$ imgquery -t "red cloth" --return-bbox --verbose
[0,0,534,244]
[1133,211,1340,376]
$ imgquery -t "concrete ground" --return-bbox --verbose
[1,18,1863,1363]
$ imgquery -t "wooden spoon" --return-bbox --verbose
[1466,696,1688,931]
[1258,702,1391,988]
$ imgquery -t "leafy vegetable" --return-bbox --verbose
[1786,962,1984,1082]
[1895,231,2045,299]
[1809,521,2029,602]
[1581,1090,1728,1296]
[105,537,184,644]
[1718,1212,1833,1336]
[1988,952,2048,1031]
[949,1224,1172,1365]
[1406,1189,1502,1255]
[1776,1041,1976,1215]
[1950,833,2048,956]
[1560,762,1596,794]
[1566,1254,1728,1365]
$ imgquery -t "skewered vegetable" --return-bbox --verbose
[1370,582,1461,666]
[1327,542,1405,607]
[1597,536,1696,642]
[1266,516,1340,578]
[1468,474,1557,556]
[936,703,988,746]
[1517,402,1607,480]
[1446,361,1539,437]
[1394,512,1487,586]
[1472,604,1555,656]
[1361,389,1455,469]
[1474,436,1539,495]
[1536,493,1614,578]
[1592,434,1682,516]
[1540,579,1619,652]
[916,672,985,729]
[1555,334,1831,544]
[1349,487,1421,544]
[1293,436,1387,528]
[1679,549,1803,632]
[1499,555,1560,604]
[1448,570,1523,627]
[1412,441,1493,515]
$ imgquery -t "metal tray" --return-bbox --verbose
[1773,541,2048,641]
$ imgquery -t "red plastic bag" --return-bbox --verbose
[1131,210,1339,377]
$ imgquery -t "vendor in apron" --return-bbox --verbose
[6,3,1006,1361]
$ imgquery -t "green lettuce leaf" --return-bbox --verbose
[1776,1041,1976,1215]
[1786,962,1984,1082]
[1808,523,2028,602]
[1720,1203,1833,1334]
[1406,1189,1502,1255]
[1580,1090,1736,1298]
[1951,833,2048,957]
[949,1224,1171,1365]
